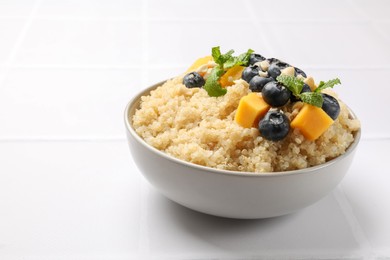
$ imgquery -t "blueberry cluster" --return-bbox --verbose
[181,51,341,142]
[243,56,306,104]
[243,53,340,141]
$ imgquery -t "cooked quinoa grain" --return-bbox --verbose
[132,76,360,173]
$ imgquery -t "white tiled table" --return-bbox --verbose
[0,0,389,259]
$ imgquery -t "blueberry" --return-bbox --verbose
[266,58,290,67]
[259,110,290,141]
[262,81,291,107]
[267,61,290,79]
[266,58,282,65]
[183,72,205,88]
[301,83,311,93]
[321,93,340,120]
[242,65,260,83]
[249,53,266,65]
[249,76,274,92]
[294,67,307,78]
[267,63,282,79]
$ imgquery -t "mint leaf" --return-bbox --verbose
[237,49,254,65]
[204,47,255,97]
[211,46,222,65]
[300,92,323,107]
[276,75,304,96]
[224,49,254,69]
[223,57,238,69]
[276,71,340,107]
[219,49,234,64]
[212,46,234,67]
[315,78,341,93]
[203,66,227,97]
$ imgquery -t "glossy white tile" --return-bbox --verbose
[145,67,183,85]
[303,68,388,139]
[249,0,364,22]
[0,141,142,257]
[0,0,36,17]
[148,0,251,21]
[342,139,390,255]
[144,188,360,258]
[0,19,26,64]
[262,23,390,69]
[13,20,143,66]
[0,69,142,138]
[148,21,272,67]
[36,0,144,19]
[349,0,390,21]
[373,21,390,43]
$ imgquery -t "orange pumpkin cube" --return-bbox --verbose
[290,104,334,141]
[234,93,271,128]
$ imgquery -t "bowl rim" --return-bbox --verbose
[124,79,361,178]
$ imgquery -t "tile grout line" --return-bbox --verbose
[0,0,42,88]
[0,135,388,143]
[361,135,390,141]
[333,187,374,259]
[0,15,251,22]
[3,64,390,70]
[0,15,380,23]
[138,0,151,258]
[5,0,43,62]
[140,0,150,87]
[0,136,127,142]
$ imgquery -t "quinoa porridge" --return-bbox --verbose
[132,48,360,173]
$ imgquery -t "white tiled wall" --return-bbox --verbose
[0,0,389,259]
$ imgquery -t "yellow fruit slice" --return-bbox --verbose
[220,66,245,87]
[185,56,214,74]
[234,93,271,128]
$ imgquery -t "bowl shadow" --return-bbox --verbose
[144,189,361,256]
[146,189,299,254]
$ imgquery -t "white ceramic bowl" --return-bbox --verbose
[124,81,361,219]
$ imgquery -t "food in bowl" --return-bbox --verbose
[132,47,360,173]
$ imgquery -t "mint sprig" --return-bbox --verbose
[276,75,341,107]
[204,46,254,97]
[276,74,304,95]
[212,47,234,67]
[299,92,323,106]
[315,78,341,93]
[224,50,254,69]
[203,66,226,97]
